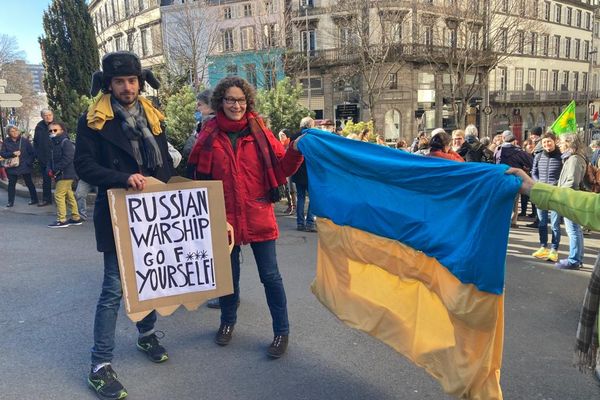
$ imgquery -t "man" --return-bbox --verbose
[451,129,467,155]
[462,125,493,163]
[590,139,600,167]
[33,109,54,206]
[292,117,316,232]
[319,119,335,133]
[495,129,533,227]
[74,51,174,400]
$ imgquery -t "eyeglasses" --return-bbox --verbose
[48,129,61,133]
[223,97,247,105]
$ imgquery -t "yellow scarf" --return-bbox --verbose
[86,94,165,135]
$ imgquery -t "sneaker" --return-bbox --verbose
[266,335,289,358]
[532,247,550,259]
[68,218,83,226]
[136,332,169,363]
[5,203,13,208]
[88,364,128,400]
[48,220,69,228]
[296,225,305,231]
[555,259,582,270]
[215,324,234,346]
[547,249,559,263]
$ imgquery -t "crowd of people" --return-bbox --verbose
[3,49,600,398]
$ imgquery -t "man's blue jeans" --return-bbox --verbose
[564,218,584,264]
[296,183,315,228]
[537,208,561,250]
[219,240,289,336]
[91,251,156,365]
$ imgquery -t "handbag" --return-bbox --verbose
[1,138,20,168]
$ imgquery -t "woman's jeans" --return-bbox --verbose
[564,218,584,265]
[219,240,289,336]
[91,252,156,365]
[537,209,561,250]
[296,183,315,228]
[7,173,38,204]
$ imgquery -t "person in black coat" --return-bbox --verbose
[292,116,316,232]
[0,125,38,207]
[33,109,54,206]
[74,51,174,400]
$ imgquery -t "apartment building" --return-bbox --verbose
[89,0,166,70]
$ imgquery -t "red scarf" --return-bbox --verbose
[188,111,286,200]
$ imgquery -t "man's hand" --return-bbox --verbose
[127,173,147,190]
[292,134,305,151]
[505,167,534,196]
[13,151,21,156]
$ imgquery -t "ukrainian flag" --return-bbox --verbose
[298,129,521,400]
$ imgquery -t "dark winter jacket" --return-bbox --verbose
[532,148,562,185]
[190,117,303,245]
[33,119,52,164]
[494,143,533,171]
[290,130,308,185]
[74,111,174,253]
[0,135,35,176]
[48,134,77,181]
[465,142,494,163]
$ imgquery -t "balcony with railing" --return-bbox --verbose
[490,90,591,104]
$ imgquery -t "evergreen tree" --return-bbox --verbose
[39,0,99,132]
[164,85,197,151]
[256,78,313,135]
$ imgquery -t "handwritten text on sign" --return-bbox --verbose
[126,188,216,301]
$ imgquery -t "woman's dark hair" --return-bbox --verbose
[211,76,256,113]
[429,131,451,151]
[541,132,557,142]
[396,138,407,149]
[197,89,212,105]
[48,121,68,134]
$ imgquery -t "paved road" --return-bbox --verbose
[1,194,599,399]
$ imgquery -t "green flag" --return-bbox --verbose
[550,100,577,136]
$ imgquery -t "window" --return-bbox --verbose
[540,69,548,91]
[566,7,572,25]
[127,31,134,52]
[115,35,122,51]
[138,0,146,12]
[111,0,117,21]
[544,1,550,20]
[554,35,560,57]
[264,62,277,90]
[264,0,276,13]
[575,39,580,59]
[340,27,352,48]
[301,29,316,53]
[226,65,238,76]
[245,64,257,87]
[527,69,536,89]
[223,7,232,19]
[542,34,549,56]
[501,0,508,13]
[555,4,561,23]
[300,0,314,7]
[573,72,579,91]
[499,29,507,52]
[583,72,588,91]
[388,73,398,89]
[223,29,234,52]
[562,71,569,89]
[577,10,582,27]
[141,28,149,56]
[389,22,402,44]
[424,26,433,47]
[104,4,109,25]
[517,31,524,54]
[125,0,131,17]
[300,77,322,90]
[515,68,524,91]
[584,40,590,60]
[262,24,278,48]
[586,12,592,30]
[529,32,537,55]
[448,29,458,48]
[551,70,559,91]
[469,31,479,49]
[499,67,507,91]
[565,37,571,58]
[243,3,253,17]
[240,26,255,50]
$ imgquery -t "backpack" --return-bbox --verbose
[583,161,600,193]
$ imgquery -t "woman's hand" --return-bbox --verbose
[505,167,534,196]
[13,150,21,157]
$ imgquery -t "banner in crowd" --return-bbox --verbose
[108,177,233,322]
[299,129,521,399]
[550,100,577,135]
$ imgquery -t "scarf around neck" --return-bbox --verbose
[188,111,286,201]
[111,97,163,170]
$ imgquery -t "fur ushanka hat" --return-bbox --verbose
[90,51,160,96]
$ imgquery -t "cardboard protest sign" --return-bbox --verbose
[108,177,233,322]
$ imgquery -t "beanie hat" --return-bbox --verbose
[502,130,516,142]
[531,126,543,136]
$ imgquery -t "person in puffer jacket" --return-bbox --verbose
[530,132,563,262]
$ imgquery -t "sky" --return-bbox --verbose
[1,0,53,64]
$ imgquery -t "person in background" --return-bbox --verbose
[319,119,335,133]
[0,136,7,181]
[46,121,82,228]
[590,139,600,167]
[279,128,296,216]
[358,128,370,142]
[376,135,386,146]
[334,126,343,136]
[509,167,600,384]
[426,130,464,162]
[463,125,494,163]
[33,109,54,206]
[1,125,38,207]
[530,132,563,263]
[395,138,408,151]
[187,76,303,358]
[451,129,468,156]
[489,133,504,153]
[183,89,214,162]
[292,117,317,232]
[554,133,587,270]
[519,138,538,220]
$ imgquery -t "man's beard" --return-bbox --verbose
[115,92,138,107]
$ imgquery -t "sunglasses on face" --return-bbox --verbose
[49,129,61,133]
[223,97,247,105]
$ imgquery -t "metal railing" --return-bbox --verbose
[489,90,591,103]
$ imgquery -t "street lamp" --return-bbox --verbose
[301,4,312,112]
[585,49,597,144]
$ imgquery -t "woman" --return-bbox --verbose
[555,134,587,270]
[426,130,464,162]
[187,77,303,358]
[0,125,38,207]
[358,128,370,142]
[530,132,562,262]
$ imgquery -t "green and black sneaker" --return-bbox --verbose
[88,364,128,400]
[137,332,169,363]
